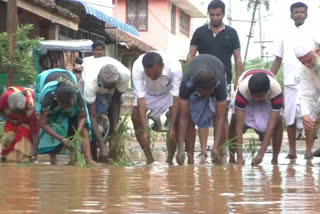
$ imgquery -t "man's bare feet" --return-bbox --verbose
[285,154,297,159]
[271,158,278,165]
[236,159,245,165]
[229,156,236,164]
[304,154,313,160]
[176,152,185,165]
[199,152,207,165]
[146,157,154,165]
[87,159,99,165]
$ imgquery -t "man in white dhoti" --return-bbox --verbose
[271,2,309,159]
[131,52,183,165]
[229,69,284,165]
[294,39,320,159]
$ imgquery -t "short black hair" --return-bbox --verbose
[92,41,105,50]
[208,0,225,14]
[75,57,83,65]
[290,2,308,13]
[192,68,217,90]
[248,72,270,94]
[142,52,163,68]
[55,83,77,106]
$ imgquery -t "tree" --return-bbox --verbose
[233,57,283,87]
[0,24,41,85]
[242,0,270,68]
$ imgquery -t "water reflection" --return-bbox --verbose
[0,154,320,213]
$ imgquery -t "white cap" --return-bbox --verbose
[294,34,315,58]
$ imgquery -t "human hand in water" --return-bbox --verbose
[252,155,263,166]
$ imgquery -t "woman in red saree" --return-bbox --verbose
[0,86,39,162]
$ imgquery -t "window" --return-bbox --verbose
[171,4,176,34]
[59,26,104,41]
[127,0,148,31]
[179,10,190,37]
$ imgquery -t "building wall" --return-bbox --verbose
[167,7,193,60]
[114,0,171,51]
[114,0,197,59]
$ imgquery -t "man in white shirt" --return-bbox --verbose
[82,41,130,162]
[131,52,183,165]
[294,39,320,159]
[271,2,308,159]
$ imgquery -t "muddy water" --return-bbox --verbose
[1,153,320,213]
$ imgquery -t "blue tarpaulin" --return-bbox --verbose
[67,0,139,37]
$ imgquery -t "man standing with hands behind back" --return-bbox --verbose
[271,2,309,159]
[186,0,243,163]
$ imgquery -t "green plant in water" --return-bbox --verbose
[244,137,258,161]
[215,137,239,162]
[108,114,133,166]
[68,131,86,166]
[50,122,86,166]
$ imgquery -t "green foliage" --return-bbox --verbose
[243,137,258,160]
[232,57,284,87]
[0,24,41,85]
[214,137,239,163]
[0,124,3,139]
[242,0,270,11]
[68,131,86,166]
[108,114,133,166]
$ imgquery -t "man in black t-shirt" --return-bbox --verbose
[186,1,243,161]
[177,54,227,165]
[187,0,243,90]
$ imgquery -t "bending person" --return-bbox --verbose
[177,54,227,165]
[131,52,182,165]
[229,69,284,165]
[35,68,96,165]
[0,87,39,162]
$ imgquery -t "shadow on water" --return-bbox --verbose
[0,153,320,213]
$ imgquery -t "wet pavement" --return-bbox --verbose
[1,150,320,213]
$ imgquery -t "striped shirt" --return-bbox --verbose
[235,69,283,111]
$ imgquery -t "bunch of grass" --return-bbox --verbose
[68,131,86,166]
[51,122,86,166]
[108,114,133,166]
[215,137,239,162]
[244,137,258,161]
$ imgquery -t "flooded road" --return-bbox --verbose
[1,153,320,213]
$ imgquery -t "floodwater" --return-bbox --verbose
[1,152,320,213]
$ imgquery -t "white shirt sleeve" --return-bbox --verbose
[272,39,284,58]
[84,78,98,104]
[132,57,146,98]
[169,59,183,97]
[300,69,317,117]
